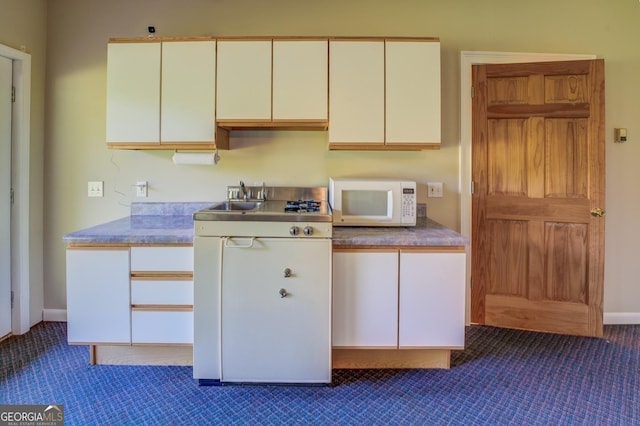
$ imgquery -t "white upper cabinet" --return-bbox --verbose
[217,39,328,124]
[386,40,441,145]
[106,39,219,146]
[272,40,328,121]
[161,41,216,143]
[329,38,441,149]
[329,40,385,144]
[216,40,272,121]
[106,42,161,144]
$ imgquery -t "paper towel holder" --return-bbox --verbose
[172,149,220,165]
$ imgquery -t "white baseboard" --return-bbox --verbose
[40,309,640,326]
[43,309,67,322]
[604,312,640,325]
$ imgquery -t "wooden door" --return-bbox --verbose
[471,60,605,337]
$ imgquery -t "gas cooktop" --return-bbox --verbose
[284,200,323,213]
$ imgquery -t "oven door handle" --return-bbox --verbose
[223,237,256,248]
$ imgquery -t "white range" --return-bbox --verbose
[192,186,332,386]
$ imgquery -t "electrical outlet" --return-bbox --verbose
[135,181,148,197]
[88,181,103,197]
[427,182,443,198]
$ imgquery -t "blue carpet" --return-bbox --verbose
[1,322,638,425]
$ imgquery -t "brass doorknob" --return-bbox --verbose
[590,207,605,218]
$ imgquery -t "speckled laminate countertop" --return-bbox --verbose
[332,217,467,247]
[63,202,468,247]
[63,202,210,245]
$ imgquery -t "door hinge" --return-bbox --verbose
[11,86,15,103]
[470,181,475,195]
[10,188,14,205]
[471,86,475,99]
[470,277,473,289]
[11,291,14,309]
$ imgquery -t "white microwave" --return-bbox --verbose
[329,178,417,227]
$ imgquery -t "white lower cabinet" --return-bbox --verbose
[130,246,194,344]
[130,246,193,272]
[332,250,398,347]
[66,245,194,346]
[131,309,193,344]
[67,248,131,344]
[399,251,466,348]
[332,248,466,349]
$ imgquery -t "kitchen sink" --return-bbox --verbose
[207,201,262,211]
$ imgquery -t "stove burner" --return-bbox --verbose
[285,200,322,213]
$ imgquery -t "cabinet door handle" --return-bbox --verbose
[223,237,256,248]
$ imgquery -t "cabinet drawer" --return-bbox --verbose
[131,310,193,344]
[130,247,193,272]
[131,279,193,305]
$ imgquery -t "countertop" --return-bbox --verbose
[63,202,468,247]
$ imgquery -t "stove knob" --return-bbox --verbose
[289,226,300,236]
[303,226,314,236]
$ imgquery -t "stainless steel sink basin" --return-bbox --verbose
[207,201,262,211]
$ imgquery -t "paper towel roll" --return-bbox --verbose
[172,152,216,165]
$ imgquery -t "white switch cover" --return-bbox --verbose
[88,181,103,197]
[427,182,443,198]
[136,181,148,197]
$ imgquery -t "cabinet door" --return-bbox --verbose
[131,310,193,344]
[221,238,331,383]
[106,42,160,143]
[193,236,222,380]
[66,248,130,344]
[386,41,441,145]
[130,246,193,272]
[332,250,398,347]
[399,251,466,348]
[272,40,328,121]
[329,41,385,144]
[161,41,216,143]
[216,40,272,121]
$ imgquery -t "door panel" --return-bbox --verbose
[472,59,605,337]
[0,55,12,338]
[546,119,589,197]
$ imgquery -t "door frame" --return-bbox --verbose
[459,51,596,323]
[0,43,32,335]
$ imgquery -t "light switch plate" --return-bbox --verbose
[427,182,443,198]
[136,181,148,197]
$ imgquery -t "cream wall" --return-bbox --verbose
[0,0,47,325]
[42,0,640,319]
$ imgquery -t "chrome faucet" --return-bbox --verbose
[239,181,248,200]
[259,182,267,201]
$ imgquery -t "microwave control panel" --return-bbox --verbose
[401,185,417,224]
